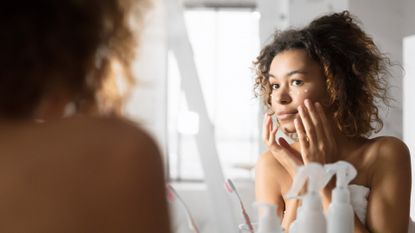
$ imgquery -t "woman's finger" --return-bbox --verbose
[294,116,309,154]
[305,99,325,143]
[297,104,316,144]
[315,102,334,142]
[278,137,304,166]
[268,116,273,138]
[262,114,270,142]
[268,120,279,146]
[262,114,280,147]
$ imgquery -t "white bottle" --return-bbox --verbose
[286,163,331,233]
[255,203,284,233]
[325,161,357,233]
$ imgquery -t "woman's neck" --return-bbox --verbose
[331,126,367,160]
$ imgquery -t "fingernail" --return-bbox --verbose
[305,99,311,108]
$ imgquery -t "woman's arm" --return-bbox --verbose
[255,151,286,217]
[366,137,411,233]
[256,151,303,231]
[281,199,301,231]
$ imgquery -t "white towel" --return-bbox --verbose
[348,184,414,232]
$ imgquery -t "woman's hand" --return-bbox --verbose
[262,113,303,178]
[294,99,337,165]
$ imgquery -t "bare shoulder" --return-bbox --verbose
[62,117,170,232]
[8,115,165,177]
[67,116,157,144]
[368,136,410,165]
[366,136,411,182]
[256,150,277,169]
[363,139,411,233]
[256,150,288,180]
[11,116,165,179]
[0,117,170,232]
[55,116,161,158]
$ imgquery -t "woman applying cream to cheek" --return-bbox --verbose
[261,48,342,228]
[255,11,411,233]
[263,48,334,177]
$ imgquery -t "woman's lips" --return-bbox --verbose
[276,111,298,120]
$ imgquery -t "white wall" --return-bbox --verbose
[125,0,168,157]
[402,0,415,37]
[289,0,348,27]
[402,8,415,212]
[401,0,415,221]
[349,0,404,138]
[403,35,415,219]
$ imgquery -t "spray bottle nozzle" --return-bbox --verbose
[325,161,357,233]
[285,163,331,200]
[324,161,357,204]
[324,161,357,188]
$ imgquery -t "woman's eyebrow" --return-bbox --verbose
[268,69,307,79]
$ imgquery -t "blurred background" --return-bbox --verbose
[125,0,415,232]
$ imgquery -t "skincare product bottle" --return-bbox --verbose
[286,163,330,233]
[325,161,357,233]
[255,203,284,233]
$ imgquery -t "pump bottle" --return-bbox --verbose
[325,161,357,233]
[255,203,284,233]
[286,163,330,233]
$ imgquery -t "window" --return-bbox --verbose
[168,8,261,181]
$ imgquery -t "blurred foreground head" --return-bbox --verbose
[0,0,148,119]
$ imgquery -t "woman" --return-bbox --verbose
[0,0,170,232]
[254,11,411,232]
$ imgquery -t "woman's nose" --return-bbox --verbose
[272,85,291,104]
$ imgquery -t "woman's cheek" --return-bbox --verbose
[295,87,324,103]
[270,95,278,113]
[290,88,310,102]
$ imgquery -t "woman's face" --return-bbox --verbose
[268,49,329,134]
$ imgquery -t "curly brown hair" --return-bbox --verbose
[254,11,391,137]
[0,0,148,119]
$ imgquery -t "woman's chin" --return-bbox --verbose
[280,124,296,134]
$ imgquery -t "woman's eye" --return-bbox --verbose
[271,84,279,90]
[291,80,303,86]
